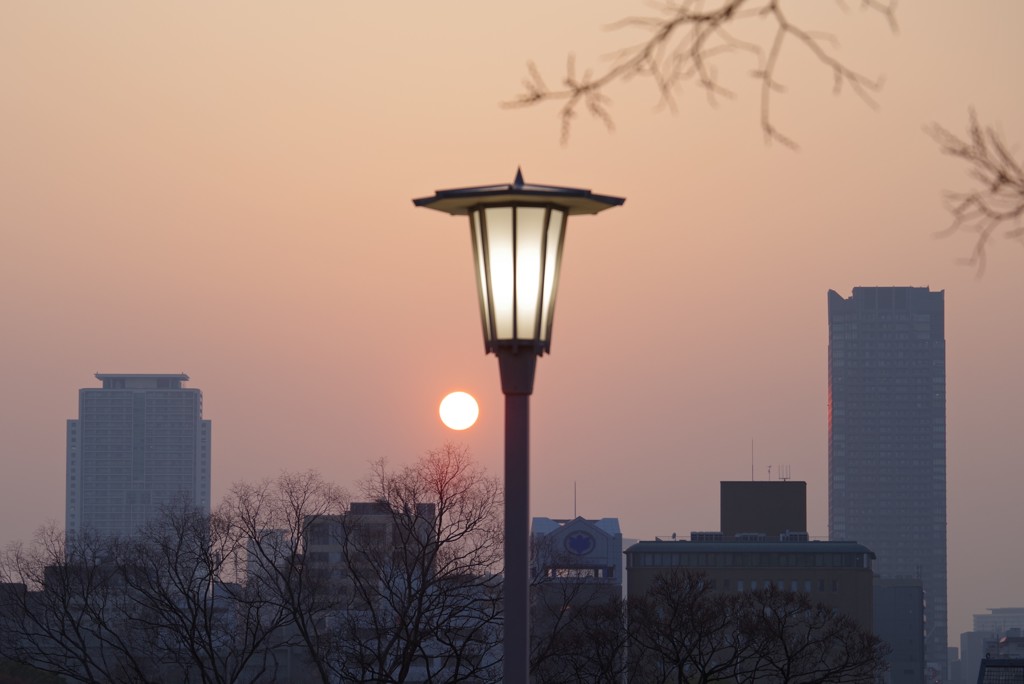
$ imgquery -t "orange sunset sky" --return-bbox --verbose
[2,1,1023,643]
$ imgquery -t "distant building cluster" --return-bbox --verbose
[536,286,950,684]
[951,609,1024,684]
[0,284,970,682]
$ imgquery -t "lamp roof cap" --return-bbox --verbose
[413,169,625,216]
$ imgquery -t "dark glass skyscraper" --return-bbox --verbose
[828,287,946,676]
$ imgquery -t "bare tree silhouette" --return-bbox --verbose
[506,0,897,147]
[929,111,1024,274]
[329,445,503,683]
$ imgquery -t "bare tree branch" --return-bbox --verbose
[928,110,1024,274]
[113,502,288,684]
[506,0,897,146]
[332,444,504,683]
[735,586,889,684]
[223,471,348,684]
[0,526,157,683]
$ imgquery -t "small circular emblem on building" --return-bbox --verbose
[564,531,596,556]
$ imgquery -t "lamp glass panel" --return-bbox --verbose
[540,209,565,342]
[470,211,492,343]
[514,206,547,341]
[483,207,514,340]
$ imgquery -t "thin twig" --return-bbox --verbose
[504,0,897,145]
[928,110,1024,275]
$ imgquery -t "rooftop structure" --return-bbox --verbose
[720,481,807,538]
[977,659,1024,684]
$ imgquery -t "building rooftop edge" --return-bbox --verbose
[94,373,191,381]
[828,286,945,300]
[626,540,875,555]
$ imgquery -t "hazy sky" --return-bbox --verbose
[2,1,1022,644]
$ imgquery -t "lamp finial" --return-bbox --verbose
[513,168,524,188]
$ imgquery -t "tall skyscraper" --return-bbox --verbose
[828,287,946,676]
[66,373,211,540]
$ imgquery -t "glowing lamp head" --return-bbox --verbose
[414,170,624,356]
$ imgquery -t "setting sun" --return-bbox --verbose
[439,391,479,431]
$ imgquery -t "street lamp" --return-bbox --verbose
[413,170,624,683]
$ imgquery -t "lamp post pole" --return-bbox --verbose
[497,352,536,683]
[413,172,623,683]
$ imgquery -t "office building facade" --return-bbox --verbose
[531,516,623,587]
[66,373,211,540]
[974,608,1024,636]
[531,517,624,682]
[874,578,926,684]
[626,538,876,627]
[828,287,946,674]
[628,482,875,627]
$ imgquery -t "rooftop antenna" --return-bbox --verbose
[767,464,772,481]
[780,465,791,481]
[751,439,754,481]
[573,481,577,518]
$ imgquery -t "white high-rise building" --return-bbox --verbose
[66,373,211,540]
